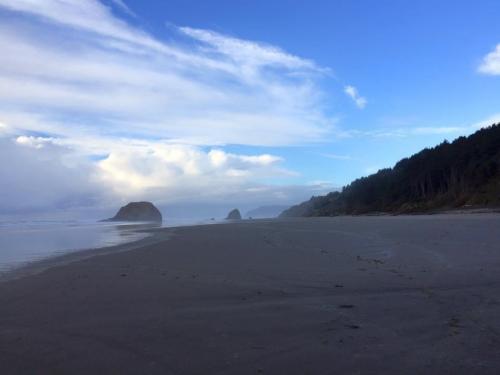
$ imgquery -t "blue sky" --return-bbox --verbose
[0,0,499,215]
[123,0,500,185]
[136,0,500,185]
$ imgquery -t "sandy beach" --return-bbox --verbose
[1,215,500,374]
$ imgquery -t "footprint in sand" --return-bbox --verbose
[448,317,462,336]
[345,324,360,329]
[448,317,461,328]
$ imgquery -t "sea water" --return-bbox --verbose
[0,217,211,273]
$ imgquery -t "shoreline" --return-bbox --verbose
[1,211,497,284]
[282,206,500,218]
[1,214,500,373]
[0,225,168,283]
[0,220,230,283]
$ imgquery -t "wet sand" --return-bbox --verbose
[1,215,500,374]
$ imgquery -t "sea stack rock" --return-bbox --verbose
[226,208,242,220]
[106,202,162,222]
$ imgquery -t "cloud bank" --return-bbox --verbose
[1,134,327,215]
[0,0,333,146]
[0,0,338,214]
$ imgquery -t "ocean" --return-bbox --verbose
[0,217,212,274]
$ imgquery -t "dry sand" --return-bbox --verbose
[1,215,500,374]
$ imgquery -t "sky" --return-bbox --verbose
[0,0,499,218]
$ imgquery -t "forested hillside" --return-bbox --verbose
[281,124,500,217]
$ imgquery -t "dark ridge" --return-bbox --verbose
[281,123,500,217]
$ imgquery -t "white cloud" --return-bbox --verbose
[0,127,309,214]
[0,136,106,212]
[344,85,367,109]
[409,127,465,135]
[470,113,500,129]
[354,127,458,138]
[178,26,324,75]
[97,143,292,199]
[364,166,381,175]
[109,0,136,17]
[0,0,334,147]
[349,113,500,139]
[0,0,347,213]
[0,121,10,135]
[0,0,166,53]
[16,135,56,149]
[320,153,352,160]
[478,44,500,75]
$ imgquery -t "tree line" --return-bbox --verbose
[281,123,500,217]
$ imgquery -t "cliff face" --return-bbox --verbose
[281,123,500,217]
[106,202,162,222]
[226,209,242,220]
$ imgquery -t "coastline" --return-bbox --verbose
[0,219,226,283]
[2,209,497,284]
[0,212,496,283]
[0,221,219,283]
[282,206,500,218]
[1,214,500,373]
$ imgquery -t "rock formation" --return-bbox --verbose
[225,208,242,220]
[104,202,162,222]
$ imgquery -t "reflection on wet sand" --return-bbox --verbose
[0,221,157,273]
